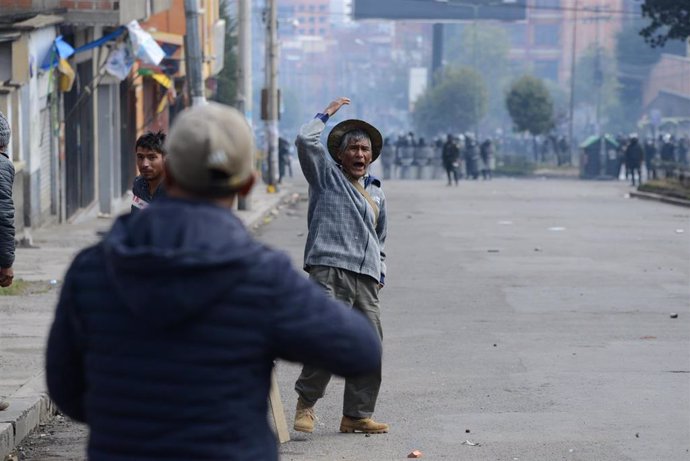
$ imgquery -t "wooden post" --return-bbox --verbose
[269,368,290,443]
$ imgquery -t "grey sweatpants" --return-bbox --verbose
[294,265,383,419]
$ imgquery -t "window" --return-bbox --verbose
[0,43,11,81]
[534,60,559,81]
[533,24,560,46]
[510,23,526,46]
[534,0,560,8]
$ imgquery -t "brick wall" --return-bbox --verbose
[0,0,117,10]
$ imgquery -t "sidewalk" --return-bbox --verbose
[0,183,294,459]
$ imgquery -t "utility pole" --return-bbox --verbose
[567,0,578,166]
[431,23,444,86]
[263,0,279,192]
[184,0,206,106]
[472,3,479,140]
[237,0,253,210]
[593,5,605,177]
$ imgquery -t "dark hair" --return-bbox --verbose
[338,129,370,155]
[135,130,166,155]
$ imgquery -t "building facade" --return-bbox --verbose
[0,0,223,233]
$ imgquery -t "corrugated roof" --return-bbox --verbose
[579,135,619,149]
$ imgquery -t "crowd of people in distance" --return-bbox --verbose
[378,131,498,183]
[614,132,689,185]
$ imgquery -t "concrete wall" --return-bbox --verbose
[18,27,58,228]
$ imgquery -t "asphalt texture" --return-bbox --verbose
[12,176,690,460]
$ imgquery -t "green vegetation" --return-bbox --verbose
[613,22,664,130]
[412,66,487,136]
[213,0,238,107]
[572,45,621,130]
[505,75,554,136]
[640,0,690,47]
[0,279,54,296]
[445,23,512,128]
[494,156,536,177]
[638,179,690,201]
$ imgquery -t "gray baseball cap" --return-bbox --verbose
[0,111,10,149]
[165,103,254,197]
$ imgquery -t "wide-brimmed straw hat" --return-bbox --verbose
[326,119,383,163]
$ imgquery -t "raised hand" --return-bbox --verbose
[323,97,351,117]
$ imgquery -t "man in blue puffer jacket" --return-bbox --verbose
[0,111,15,413]
[45,102,382,461]
[0,111,14,290]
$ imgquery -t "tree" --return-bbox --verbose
[505,75,554,136]
[213,0,238,106]
[615,21,663,128]
[445,23,513,128]
[411,67,487,137]
[572,45,621,130]
[640,0,690,47]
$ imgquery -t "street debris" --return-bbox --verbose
[498,220,513,225]
[462,440,481,446]
[465,429,471,433]
[407,450,423,458]
[534,247,542,252]
[635,433,640,438]
[640,336,656,340]
[487,249,500,253]
[547,226,566,232]
[670,313,679,319]
[675,229,684,234]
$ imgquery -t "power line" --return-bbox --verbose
[264,1,645,22]
[405,0,645,17]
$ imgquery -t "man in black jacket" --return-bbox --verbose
[624,134,644,186]
[0,110,15,412]
[441,134,460,186]
[46,103,382,461]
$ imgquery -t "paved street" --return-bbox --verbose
[266,177,689,460]
[14,176,690,460]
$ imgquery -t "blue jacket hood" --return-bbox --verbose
[102,197,260,329]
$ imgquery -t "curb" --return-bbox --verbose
[0,186,297,460]
[0,374,54,460]
[629,190,690,208]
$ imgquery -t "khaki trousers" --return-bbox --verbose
[294,266,383,419]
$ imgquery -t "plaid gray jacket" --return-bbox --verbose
[296,118,387,284]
